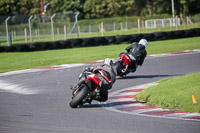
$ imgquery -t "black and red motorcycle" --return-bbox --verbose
[115,53,135,77]
[69,69,104,108]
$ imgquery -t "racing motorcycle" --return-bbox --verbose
[115,53,135,77]
[69,69,103,108]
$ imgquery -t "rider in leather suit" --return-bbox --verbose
[122,39,148,75]
[85,59,117,102]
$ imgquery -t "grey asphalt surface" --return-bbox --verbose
[0,53,200,133]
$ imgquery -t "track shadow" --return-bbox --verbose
[117,74,183,80]
[80,101,141,108]
[80,104,102,108]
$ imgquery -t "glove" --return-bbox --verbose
[85,66,94,72]
[104,58,113,66]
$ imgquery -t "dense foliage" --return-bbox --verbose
[0,0,200,19]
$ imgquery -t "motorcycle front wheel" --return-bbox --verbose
[69,85,89,108]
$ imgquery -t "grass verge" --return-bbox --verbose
[0,37,200,73]
[136,72,200,113]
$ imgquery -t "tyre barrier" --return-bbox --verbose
[81,38,96,47]
[115,35,133,44]
[92,37,109,46]
[105,36,117,44]
[141,33,156,41]
[0,28,200,52]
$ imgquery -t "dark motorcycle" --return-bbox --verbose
[115,53,133,77]
[70,70,103,108]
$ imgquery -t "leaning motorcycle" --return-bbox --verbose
[115,53,133,77]
[69,69,103,108]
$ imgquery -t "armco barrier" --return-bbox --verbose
[0,28,200,52]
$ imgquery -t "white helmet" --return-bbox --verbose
[139,39,148,48]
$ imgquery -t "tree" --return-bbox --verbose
[50,0,85,18]
[17,0,40,15]
[83,0,116,18]
[0,0,19,16]
[135,0,171,16]
[0,0,199,18]
[179,0,200,16]
[0,0,41,16]
[83,0,137,19]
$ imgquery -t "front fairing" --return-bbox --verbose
[72,71,90,90]
[74,71,102,91]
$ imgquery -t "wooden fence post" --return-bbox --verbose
[187,16,189,25]
[142,20,145,28]
[78,26,80,35]
[120,22,123,31]
[64,25,67,39]
[35,29,38,38]
[138,19,141,33]
[57,28,60,36]
[24,28,27,43]
[37,29,40,39]
[176,16,179,30]
[99,24,101,32]
[101,22,104,36]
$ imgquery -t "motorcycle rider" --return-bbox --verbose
[119,39,148,76]
[85,58,117,102]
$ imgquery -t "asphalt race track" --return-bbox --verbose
[0,52,200,133]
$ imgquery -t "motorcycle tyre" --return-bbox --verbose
[70,85,89,108]
[115,62,123,76]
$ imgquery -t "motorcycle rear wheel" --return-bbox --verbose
[69,85,89,108]
[115,62,123,76]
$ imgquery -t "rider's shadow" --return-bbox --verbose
[117,74,182,79]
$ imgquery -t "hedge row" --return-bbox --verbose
[0,28,200,52]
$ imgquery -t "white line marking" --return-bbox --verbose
[0,80,39,95]
[0,63,85,77]
[52,63,85,68]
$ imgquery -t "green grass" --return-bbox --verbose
[145,37,200,55]
[136,73,200,113]
[0,37,200,73]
